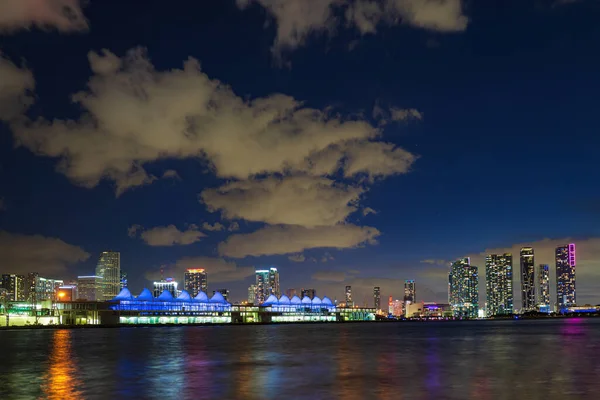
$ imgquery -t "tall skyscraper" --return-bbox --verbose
[95,251,120,301]
[120,271,128,290]
[556,244,576,308]
[26,272,39,302]
[1,274,25,301]
[184,268,208,297]
[248,285,256,303]
[520,247,535,311]
[404,280,416,303]
[537,264,550,310]
[212,289,229,301]
[345,285,353,307]
[268,267,280,297]
[77,276,103,301]
[301,288,315,299]
[255,269,269,304]
[153,278,178,297]
[485,253,513,316]
[373,286,381,309]
[448,257,478,318]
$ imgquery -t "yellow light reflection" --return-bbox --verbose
[41,330,83,399]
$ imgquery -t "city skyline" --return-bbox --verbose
[1,1,600,306]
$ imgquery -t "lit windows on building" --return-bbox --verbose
[95,251,120,301]
[345,285,353,307]
[120,271,128,290]
[153,278,178,298]
[537,264,550,311]
[373,286,381,310]
[212,289,229,301]
[268,267,280,297]
[556,244,576,308]
[255,270,269,304]
[449,257,478,318]
[77,276,103,301]
[248,285,256,304]
[520,247,535,311]
[184,269,207,297]
[404,280,416,303]
[301,288,316,300]
[1,274,25,301]
[485,253,513,316]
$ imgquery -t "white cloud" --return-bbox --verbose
[201,175,364,227]
[218,224,380,258]
[0,54,35,120]
[0,0,88,32]
[362,207,377,216]
[147,256,254,284]
[202,222,225,232]
[0,231,89,275]
[134,224,206,247]
[228,221,240,232]
[238,0,467,56]
[162,169,180,180]
[288,253,306,262]
[11,47,414,195]
[390,107,423,121]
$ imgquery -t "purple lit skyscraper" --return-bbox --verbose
[556,244,576,309]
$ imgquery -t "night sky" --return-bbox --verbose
[1,0,599,305]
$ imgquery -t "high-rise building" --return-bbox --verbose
[248,285,256,303]
[285,288,296,298]
[485,253,513,316]
[391,300,403,317]
[153,278,178,298]
[345,285,353,307]
[301,288,316,299]
[212,289,229,301]
[77,276,103,301]
[1,274,25,301]
[373,286,381,309]
[120,271,128,290]
[56,285,77,302]
[26,272,39,302]
[404,280,416,303]
[255,269,269,304]
[537,264,550,311]
[520,247,535,311]
[556,244,576,308]
[184,268,208,297]
[268,267,280,297]
[95,251,120,301]
[448,257,478,318]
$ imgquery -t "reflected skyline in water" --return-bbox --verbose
[1,320,600,399]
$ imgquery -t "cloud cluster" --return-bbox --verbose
[130,224,206,247]
[0,55,34,120]
[237,0,468,56]
[0,231,89,275]
[0,0,88,32]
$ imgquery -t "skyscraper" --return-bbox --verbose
[537,264,550,311]
[301,288,316,299]
[77,276,103,301]
[373,286,381,309]
[1,274,25,301]
[485,253,513,316]
[255,269,269,304]
[248,285,256,303]
[268,267,280,297]
[556,244,576,308]
[448,257,478,318]
[153,278,178,297]
[184,268,208,297]
[95,251,120,301]
[345,285,353,307]
[404,280,416,303]
[120,271,128,290]
[520,247,535,311]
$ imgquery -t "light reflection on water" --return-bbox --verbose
[1,319,600,399]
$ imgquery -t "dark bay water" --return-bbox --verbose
[1,319,599,399]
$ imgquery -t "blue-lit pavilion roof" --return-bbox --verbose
[301,296,312,304]
[157,290,174,301]
[312,296,322,304]
[194,291,209,302]
[322,296,333,305]
[278,295,291,305]
[263,294,279,306]
[137,288,154,301]
[177,290,192,302]
[290,295,302,304]
[113,288,134,301]
[210,292,227,304]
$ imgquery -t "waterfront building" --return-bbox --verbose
[57,285,77,302]
[404,280,416,303]
[391,299,403,317]
[77,276,103,301]
[153,278,178,298]
[301,288,316,300]
[520,247,535,311]
[285,288,296,298]
[485,253,513,316]
[537,264,550,311]
[373,287,381,310]
[95,251,120,301]
[1,274,25,301]
[248,285,256,303]
[268,267,280,297]
[448,257,479,318]
[212,289,229,301]
[255,269,269,304]
[345,286,353,307]
[24,273,63,302]
[405,301,424,318]
[556,244,576,308]
[184,268,207,297]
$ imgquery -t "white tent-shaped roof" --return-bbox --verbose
[301,296,312,304]
[312,296,322,304]
[176,290,192,302]
[290,295,302,305]
[210,292,227,304]
[262,294,279,305]
[278,295,291,305]
[322,296,333,305]
[194,291,209,302]
[113,287,134,301]
[157,290,174,301]
[136,288,154,301]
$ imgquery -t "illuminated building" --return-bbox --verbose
[1,274,25,301]
[556,244,576,308]
[77,276,103,301]
[153,278,177,298]
[95,251,120,301]
[268,267,280,297]
[184,269,207,297]
[120,271,128,290]
[345,286,353,307]
[537,264,550,311]
[255,270,269,304]
[520,247,535,311]
[485,253,513,316]
[301,288,315,300]
[448,257,478,318]
[212,289,229,301]
[57,285,77,302]
[388,295,393,315]
[422,303,452,318]
[404,280,416,303]
[25,273,63,302]
[391,300,403,317]
[373,286,381,309]
[248,285,256,303]
[285,288,296,298]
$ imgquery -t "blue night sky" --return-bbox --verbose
[1,0,599,305]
